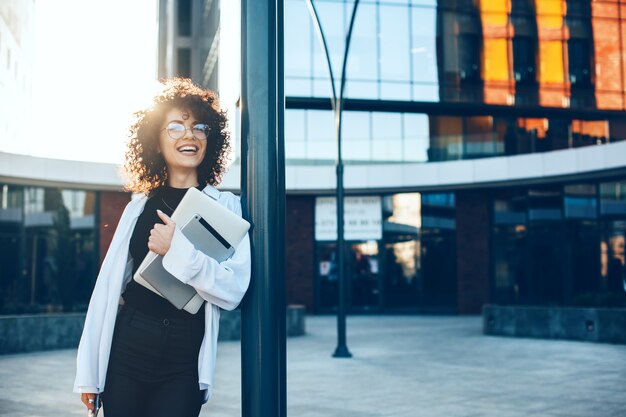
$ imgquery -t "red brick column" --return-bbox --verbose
[285,195,315,312]
[99,191,132,267]
[456,190,491,314]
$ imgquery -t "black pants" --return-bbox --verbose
[102,305,205,417]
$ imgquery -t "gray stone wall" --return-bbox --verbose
[0,306,306,354]
[483,305,626,344]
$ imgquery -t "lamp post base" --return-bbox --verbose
[332,345,353,358]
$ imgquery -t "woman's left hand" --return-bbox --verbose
[149,209,176,256]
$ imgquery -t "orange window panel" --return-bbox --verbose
[571,120,609,138]
[517,118,548,139]
[592,2,625,110]
[535,0,569,107]
[480,0,513,104]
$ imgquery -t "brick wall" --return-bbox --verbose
[285,195,315,312]
[99,191,132,266]
[456,189,491,314]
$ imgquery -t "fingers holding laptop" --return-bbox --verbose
[149,210,176,255]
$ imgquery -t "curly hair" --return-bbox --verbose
[124,78,231,195]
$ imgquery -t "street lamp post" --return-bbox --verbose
[240,0,286,416]
[305,0,360,358]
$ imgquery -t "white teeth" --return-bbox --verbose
[178,146,197,152]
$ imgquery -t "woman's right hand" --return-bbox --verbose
[81,392,97,413]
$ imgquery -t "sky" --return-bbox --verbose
[29,0,159,164]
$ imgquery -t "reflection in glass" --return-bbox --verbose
[284,0,626,110]
[410,5,438,101]
[349,241,379,309]
[600,181,626,295]
[0,184,98,314]
[317,243,338,310]
[382,193,421,310]
[493,182,626,307]
[420,192,457,308]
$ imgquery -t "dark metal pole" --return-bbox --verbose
[306,0,360,359]
[240,0,286,416]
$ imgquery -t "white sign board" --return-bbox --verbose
[315,196,382,241]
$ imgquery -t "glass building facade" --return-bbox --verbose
[285,0,626,312]
[285,0,626,164]
[316,192,457,313]
[0,184,99,314]
[493,179,626,307]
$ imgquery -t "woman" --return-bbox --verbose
[74,78,251,417]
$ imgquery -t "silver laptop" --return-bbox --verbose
[138,213,239,311]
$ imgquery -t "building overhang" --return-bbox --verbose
[1,141,625,193]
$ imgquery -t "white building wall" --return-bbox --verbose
[0,0,34,156]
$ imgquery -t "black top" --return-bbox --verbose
[122,185,205,319]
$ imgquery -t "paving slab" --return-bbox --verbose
[0,315,625,417]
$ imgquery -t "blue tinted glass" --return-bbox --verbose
[285,1,312,81]
[372,113,403,161]
[312,78,333,97]
[346,3,378,83]
[306,110,335,160]
[411,5,438,100]
[313,1,345,80]
[286,110,307,160]
[404,113,430,162]
[343,111,371,161]
[380,81,411,100]
[379,5,410,82]
[285,77,313,97]
[345,80,378,99]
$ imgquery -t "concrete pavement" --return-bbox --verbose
[0,315,625,417]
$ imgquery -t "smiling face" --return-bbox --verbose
[158,107,208,182]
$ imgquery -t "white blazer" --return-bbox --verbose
[73,185,251,404]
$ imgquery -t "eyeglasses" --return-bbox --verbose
[162,122,210,141]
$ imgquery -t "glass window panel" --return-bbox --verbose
[313,78,333,97]
[285,1,312,81]
[313,1,345,80]
[61,190,96,229]
[286,141,307,160]
[345,80,378,99]
[564,184,598,219]
[286,110,306,160]
[306,110,335,160]
[342,111,370,142]
[380,82,411,100]
[344,141,371,161]
[24,187,44,214]
[343,111,370,161]
[307,139,335,160]
[177,48,191,78]
[177,0,192,37]
[372,113,402,142]
[600,181,626,217]
[285,77,312,97]
[379,5,410,82]
[403,113,430,162]
[609,119,626,143]
[372,140,403,161]
[347,3,378,82]
[411,6,438,92]
[428,116,463,161]
[378,0,409,5]
[412,83,439,102]
[372,113,403,161]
